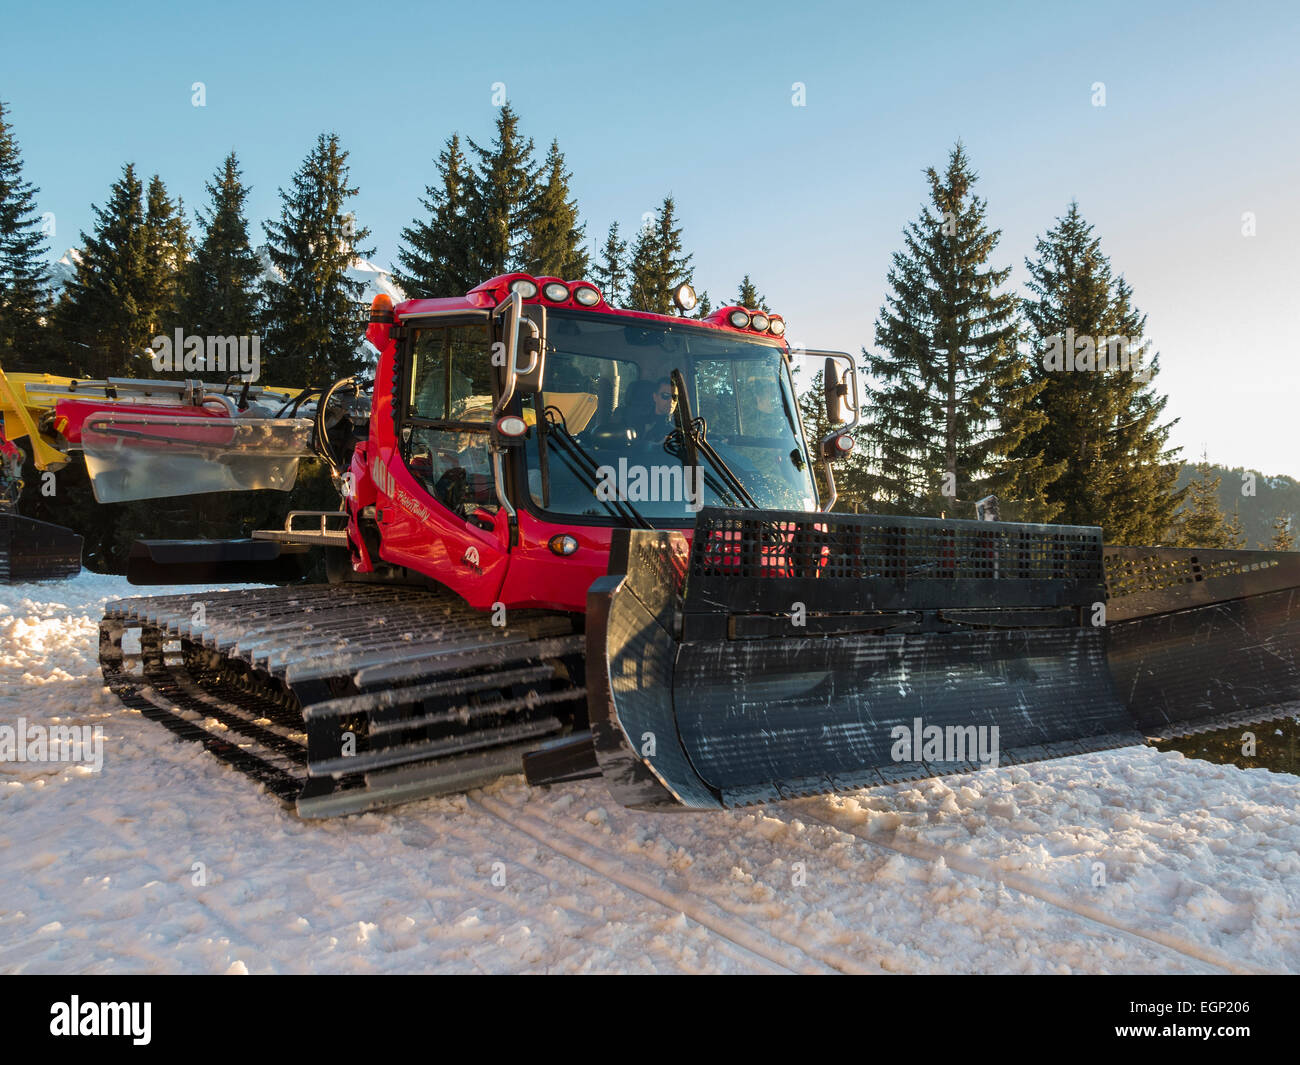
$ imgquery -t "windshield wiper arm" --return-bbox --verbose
[542,415,652,529]
[695,435,759,509]
[669,369,699,469]
[668,368,759,509]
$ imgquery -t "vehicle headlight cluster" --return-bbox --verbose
[725,307,786,336]
[502,274,606,308]
[494,274,788,340]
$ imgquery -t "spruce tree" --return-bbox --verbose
[1021,202,1182,542]
[522,139,587,278]
[983,338,1065,523]
[394,134,479,298]
[0,101,52,372]
[735,275,769,311]
[590,221,627,305]
[1174,453,1236,548]
[625,221,654,310]
[1225,503,1246,549]
[142,174,189,337]
[657,198,693,313]
[54,163,152,378]
[180,152,261,338]
[867,144,1052,516]
[467,104,537,276]
[1268,514,1295,551]
[261,133,374,384]
[625,196,692,315]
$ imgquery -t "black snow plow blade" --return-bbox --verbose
[1104,546,1300,736]
[100,584,586,817]
[0,512,82,583]
[586,507,1300,809]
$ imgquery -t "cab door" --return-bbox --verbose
[378,316,510,606]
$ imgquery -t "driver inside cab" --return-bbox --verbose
[621,376,675,448]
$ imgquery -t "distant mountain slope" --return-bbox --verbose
[1174,463,1298,547]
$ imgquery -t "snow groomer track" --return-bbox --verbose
[99,584,586,817]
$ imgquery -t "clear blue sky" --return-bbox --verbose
[6,0,1298,474]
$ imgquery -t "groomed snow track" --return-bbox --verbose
[99,583,587,817]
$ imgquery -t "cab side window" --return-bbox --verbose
[403,322,497,518]
[409,325,496,422]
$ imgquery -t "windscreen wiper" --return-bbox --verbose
[669,369,759,509]
[540,412,652,529]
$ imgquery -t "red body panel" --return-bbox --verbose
[345,441,378,572]
[496,512,619,613]
[375,448,511,608]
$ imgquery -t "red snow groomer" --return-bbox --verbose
[89,275,1300,817]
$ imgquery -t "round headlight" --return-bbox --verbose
[728,309,751,329]
[672,283,697,312]
[573,284,601,306]
[751,313,770,332]
[542,281,570,302]
[508,277,539,298]
[497,415,528,437]
[769,317,786,337]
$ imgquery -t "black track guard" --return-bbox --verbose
[0,513,82,583]
[125,538,313,586]
[587,508,1300,810]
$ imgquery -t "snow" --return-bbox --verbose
[255,246,405,305]
[50,248,81,290]
[346,256,405,303]
[3,571,1298,974]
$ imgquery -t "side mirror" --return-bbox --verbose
[515,305,547,394]
[493,295,547,418]
[788,348,859,513]
[824,357,844,424]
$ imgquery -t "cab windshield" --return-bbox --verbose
[520,310,819,521]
